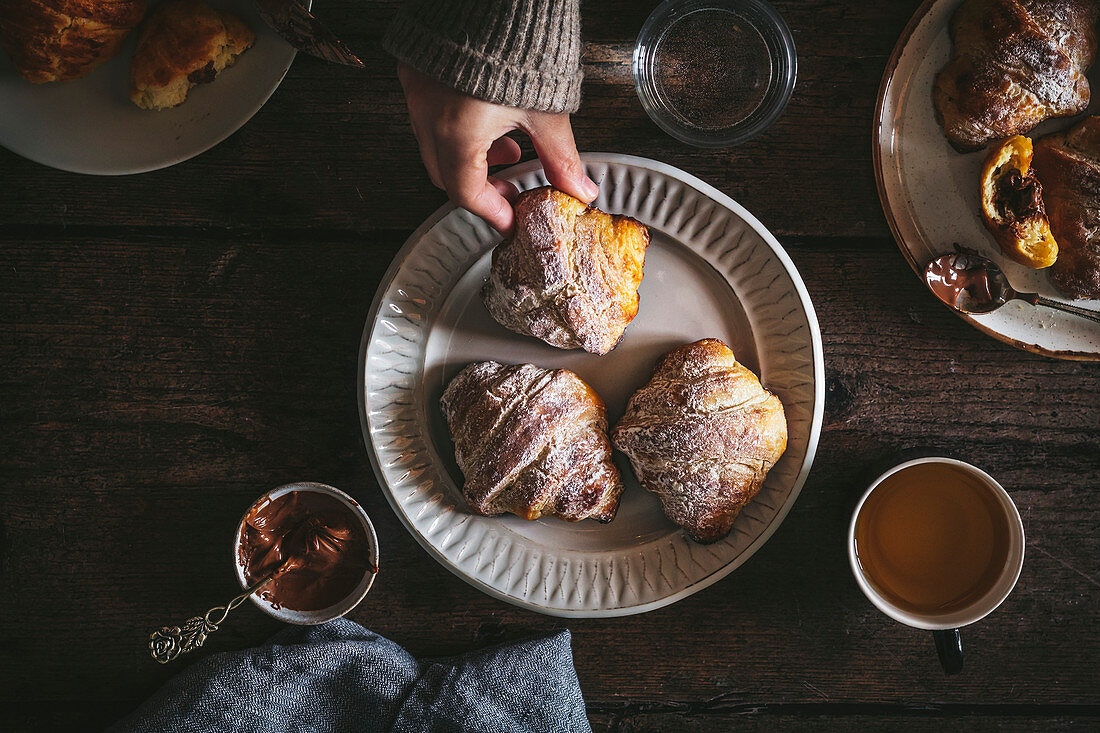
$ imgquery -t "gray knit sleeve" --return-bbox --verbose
[382,0,583,114]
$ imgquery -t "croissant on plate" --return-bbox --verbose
[612,339,787,544]
[933,0,1098,152]
[979,135,1058,268]
[481,186,649,355]
[440,361,623,523]
[130,0,254,110]
[1032,115,1100,299]
[0,0,147,83]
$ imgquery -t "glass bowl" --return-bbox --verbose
[633,0,797,147]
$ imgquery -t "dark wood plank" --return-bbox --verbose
[588,708,1100,732]
[2,0,1097,726]
[0,0,918,237]
[2,701,1098,732]
[1,232,1096,719]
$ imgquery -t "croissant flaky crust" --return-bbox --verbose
[612,339,787,544]
[933,0,1099,152]
[0,0,147,83]
[1033,116,1100,298]
[130,0,253,110]
[441,361,624,523]
[481,187,649,355]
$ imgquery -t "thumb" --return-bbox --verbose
[526,113,599,203]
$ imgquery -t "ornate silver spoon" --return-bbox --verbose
[149,559,294,664]
[925,252,1100,323]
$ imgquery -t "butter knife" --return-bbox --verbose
[252,0,365,68]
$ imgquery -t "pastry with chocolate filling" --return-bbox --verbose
[980,135,1058,269]
[612,339,787,544]
[441,361,623,523]
[481,187,649,355]
[129,0,253,110]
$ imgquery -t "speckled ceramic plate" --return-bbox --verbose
[0,0,303,175]
[358,154,824,617]
[875,0,1100,360]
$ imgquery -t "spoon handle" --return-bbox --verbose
[1023,294,1100,324]
[148,571,276,664]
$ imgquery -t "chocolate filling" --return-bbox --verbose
[994,169,1044,223]
[188,61,217,85]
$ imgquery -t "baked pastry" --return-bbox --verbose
[980,135,1058,268]
[612,339,787,544]
[933,0,1098,152]
[1032,116,1100,298]
[130,0,253,110]
[481,187,649,355]
[0,0,147,83]
[440,361,623,523]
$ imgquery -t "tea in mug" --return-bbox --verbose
[853,462,1012,615]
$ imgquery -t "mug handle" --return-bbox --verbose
[933,629,963,675]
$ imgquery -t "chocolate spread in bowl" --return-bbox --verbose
[238,491,374,611]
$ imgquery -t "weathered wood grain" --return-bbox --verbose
[0,232,1096,729]
[2,0,1097,728]
[3,701,1098,732]
[0,0,918,237]
[588,708,1100,732]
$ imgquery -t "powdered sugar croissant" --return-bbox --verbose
[612,339,787,543]
[933,0,1098,152]
[481,187,648,355]
[441,361,623,523]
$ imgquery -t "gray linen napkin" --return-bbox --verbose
[110,618,591,733]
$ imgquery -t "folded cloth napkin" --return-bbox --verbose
[110,618,591,733]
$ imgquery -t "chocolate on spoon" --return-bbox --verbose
[924,251,1100,324]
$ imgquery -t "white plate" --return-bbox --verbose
[0,0,301,174]
[358,154,824,617]
[875,0,1100,360]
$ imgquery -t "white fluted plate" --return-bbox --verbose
[358,154,824,617]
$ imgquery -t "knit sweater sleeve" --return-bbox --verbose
[382,0,583,114]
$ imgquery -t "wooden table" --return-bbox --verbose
[2,1,1098,729]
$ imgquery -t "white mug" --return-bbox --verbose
[847,457,1025,674]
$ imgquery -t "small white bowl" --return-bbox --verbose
[234,481,379,625]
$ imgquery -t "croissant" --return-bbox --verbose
[933,0,1098,152]
[481,187,649,355]
[1032,116,1100,299]
[979,135,1058,268]
[130,0,254,110]
[440,361,623,523]
[612,339,787,544]
[0,0,146,83]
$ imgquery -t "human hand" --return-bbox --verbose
[396,63,599,235]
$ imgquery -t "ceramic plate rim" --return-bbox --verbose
[873,0,1100,362]
[357,153,825,617]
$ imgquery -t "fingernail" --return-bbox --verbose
[582,177,599,201]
